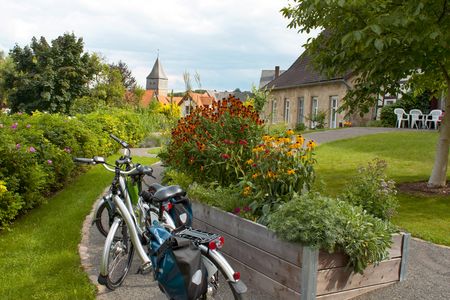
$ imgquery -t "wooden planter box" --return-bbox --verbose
[192,202,410,300]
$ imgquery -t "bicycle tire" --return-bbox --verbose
[94,199,114,238]
[202,255,247,300]
[104,218,135,290]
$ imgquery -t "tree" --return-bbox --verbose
[90,63,126,107]
[109,60,136,91]
[3,33,99,114]
[0,51,15,107]
[282,0,450,187]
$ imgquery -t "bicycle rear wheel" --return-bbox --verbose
[103,218,135,290]
[202,255,247,300]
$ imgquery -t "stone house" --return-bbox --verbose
[264,52,373,129]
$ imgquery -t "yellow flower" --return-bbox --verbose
[252,146,264,153]
[246,159,254,165]
[289,143,301,149]
[286,151,293,156]
[262,135,271,142]
[307,140,317,150]
[296,135,305,145]
[287,169,295,175]
[286,129,294,135]
[242,186,252,196]
[252,173,259,179]
[267,170,276,178]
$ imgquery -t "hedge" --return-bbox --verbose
[0,108,151,229]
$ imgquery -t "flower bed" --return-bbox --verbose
[192,201,410,299]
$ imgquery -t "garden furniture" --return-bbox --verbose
[409,109,426,129]
[394,108,409,128]
[426,109,443,130]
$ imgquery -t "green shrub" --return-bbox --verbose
[294,122,306,132]
[340,159,398,220]
[162,168,194,191]
[268,192,395,273]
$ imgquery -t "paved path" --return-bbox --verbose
[80,127,450,299]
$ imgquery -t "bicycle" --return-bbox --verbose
[75,135,247,298]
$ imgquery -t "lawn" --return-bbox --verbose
[0,156,158,299]
[314,131,450,246]
[147,147,162,155]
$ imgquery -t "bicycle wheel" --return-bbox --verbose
[202,255,247,300]
[104,218,135,290]
[94,197,114,238]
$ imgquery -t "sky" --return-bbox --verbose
[0,0,318,92]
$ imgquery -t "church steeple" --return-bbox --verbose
[146,57,168,96]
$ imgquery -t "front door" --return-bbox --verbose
[330,96,338,129]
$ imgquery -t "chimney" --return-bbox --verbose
[275,66,280,79]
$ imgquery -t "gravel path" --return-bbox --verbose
[79,127,450,299]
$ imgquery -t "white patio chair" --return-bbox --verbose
[394,108,409,128]
[426,109,443,130]
[409,109,424,129]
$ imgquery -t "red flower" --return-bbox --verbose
[221,153,231,159]
[223,139,235,145]
[239,139,248,145]
[233,207,241,214]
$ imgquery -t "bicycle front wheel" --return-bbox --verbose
[103,218,135,290]
[94,198,114,238]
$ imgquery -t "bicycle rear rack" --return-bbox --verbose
[175,227,220,245]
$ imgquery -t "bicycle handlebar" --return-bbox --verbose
[110,133,129,149]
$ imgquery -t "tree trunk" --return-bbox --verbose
[428,84,450,187]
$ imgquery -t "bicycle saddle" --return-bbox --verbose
[153,185,186,202]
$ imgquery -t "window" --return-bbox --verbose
[271,99,277,123]
[284,98,290,123]
[297,97,304,124]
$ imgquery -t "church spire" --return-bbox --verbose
[146,56,168,96]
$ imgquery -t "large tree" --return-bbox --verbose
[282,0,450,187]
[3,33,98,114]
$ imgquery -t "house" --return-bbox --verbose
[264,52,375,129]
[178,91,216,116]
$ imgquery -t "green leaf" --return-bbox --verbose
[369,24,382,36]
[374,39,384,51]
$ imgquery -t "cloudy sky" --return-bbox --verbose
[0,0,317,92]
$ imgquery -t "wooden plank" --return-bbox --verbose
[194,218,302,292]
[399,233,411,281]
[301,247,319,300]
[223,252,301,300]
[318,234,404,270]
[316,258,401,295]
[193,202,303,266]
[317,281,397,300]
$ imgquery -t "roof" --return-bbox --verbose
[214,91,252,101]
[259,70,285,89]
[178,91,216,106]
[267,52,352,90]
[146,57,168,80]
[140,90,155,107]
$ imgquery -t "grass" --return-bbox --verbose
[314,131,450,246]
[0,156,159,299]
[147,147,162,155]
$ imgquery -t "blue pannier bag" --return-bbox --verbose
[149,224,207,300]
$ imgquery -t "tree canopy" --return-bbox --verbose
[3,33,99,113]
[282,0,450,186]
[109,60,136,91]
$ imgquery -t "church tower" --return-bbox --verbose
[146,57,168,96]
